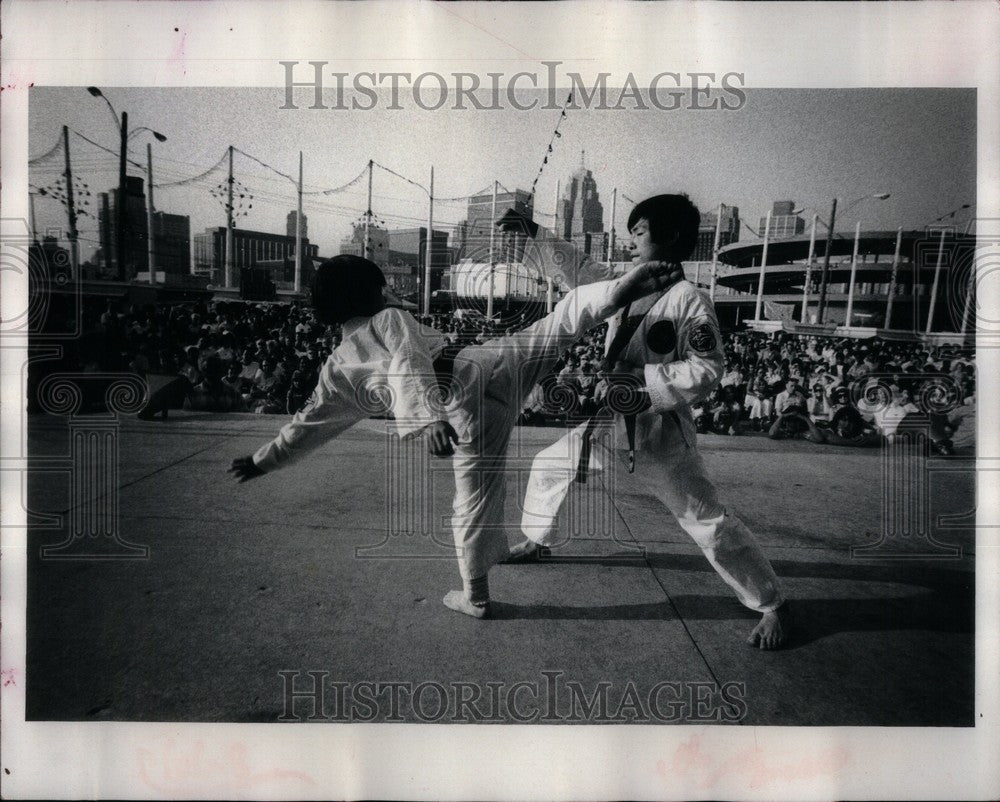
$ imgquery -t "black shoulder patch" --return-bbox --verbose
[646,320,677,354]
[688,322,718,354]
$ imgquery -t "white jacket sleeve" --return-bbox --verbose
[374,308,446,438]
[642,290,725,413]
[252,362,366,473]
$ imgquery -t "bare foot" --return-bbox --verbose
[503,539,548,564]
[747,603,791,650]
[443,590,490,619]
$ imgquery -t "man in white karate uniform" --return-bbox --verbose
[515,195,791,649]
[230,253,682,619]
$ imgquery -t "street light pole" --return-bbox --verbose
[117,110,128,281]
[294,151,303,294]
[147,142,156,284]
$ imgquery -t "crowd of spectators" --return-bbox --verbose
[689,331,976,454]
[35,296,975,455]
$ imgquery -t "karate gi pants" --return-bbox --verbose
[446,284,617,581]
[522,411,785,613]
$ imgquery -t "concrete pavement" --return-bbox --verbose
[25,413,975,725]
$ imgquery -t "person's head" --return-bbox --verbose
[627,194,701,263]
[812,383,824,396]
[311,255,387,326]
[833,405,863,438]
[201,355,224,384]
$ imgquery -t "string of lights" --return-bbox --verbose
[528,91,573,202]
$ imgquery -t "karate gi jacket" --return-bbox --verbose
[609,279,725,451]
[253,308,446,473]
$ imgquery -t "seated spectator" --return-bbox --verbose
[774,379,807,417]
[744,377,774,431]
[822,404,880,447]
[252,357,281,398]
[285,370,312,415]
[711,385,743,436]
[184,356,247,413]
[806,383,834,425]
[768,380,814,440]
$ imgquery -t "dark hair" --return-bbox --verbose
[311,255,386,326]
[626,194,701,261]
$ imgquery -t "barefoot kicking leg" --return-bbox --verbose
[443,574,491,619]
[747,602,791,650]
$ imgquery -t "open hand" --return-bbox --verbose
[229,455,265,483]
[424,420,459,457]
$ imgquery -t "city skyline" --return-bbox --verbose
[28,87,977,265]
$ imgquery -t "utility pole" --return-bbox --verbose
[146,142,156,284]
[225,145,234,288]
[363,159,373,260]
[29,192,39,246]
[294,150,303,293]
[817,197,838,324]
[117,111,128,281]
[553,179,560,239]
[487,180,497,320]
[423,165,434,315]
[62,125,79,278]
[608,187,617,264]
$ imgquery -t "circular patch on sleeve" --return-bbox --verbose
[688,322,718,354]
[645,320,677,354]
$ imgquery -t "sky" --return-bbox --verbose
[28,86,977,262]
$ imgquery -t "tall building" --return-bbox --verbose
[193,225,319,286]
[692,205,741,261]
[457,188,534,261]
[338,221,389,266]
[97,175,149,279]
[557,154,605,257]
[151,211,191,276]
[386,227,450,294]
[286,210,308,240]
[760,200,804,239]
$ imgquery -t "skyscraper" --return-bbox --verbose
[760,200,804,239]
[457,187,534,261]
[692,205,741,261]
[558,153,605,257]
[151,211,191,276]
[97,175,149,279]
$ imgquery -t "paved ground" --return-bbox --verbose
[25,413,976,725]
